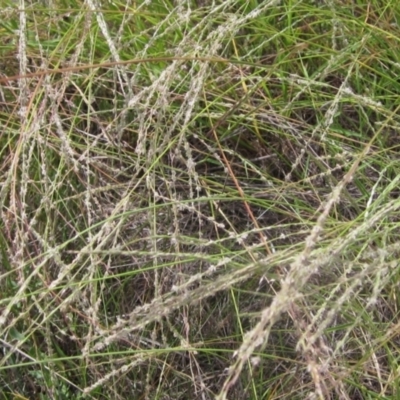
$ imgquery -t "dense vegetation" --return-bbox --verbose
[1,0,400,398]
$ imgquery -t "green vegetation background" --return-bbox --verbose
[1,0,400,399]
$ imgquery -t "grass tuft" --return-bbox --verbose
[1,0,400,399]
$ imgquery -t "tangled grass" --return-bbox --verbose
[1,0,400,399]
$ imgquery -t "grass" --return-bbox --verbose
[1,0,400,399]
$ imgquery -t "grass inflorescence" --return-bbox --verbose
[1,0,400,399]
